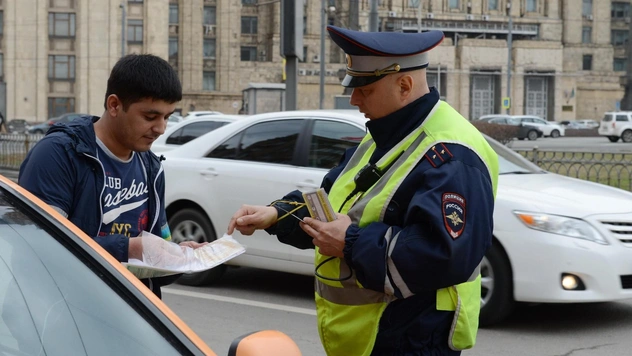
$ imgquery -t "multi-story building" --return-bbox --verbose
[0,0,630,122]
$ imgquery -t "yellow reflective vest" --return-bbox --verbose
[314,101,499,356]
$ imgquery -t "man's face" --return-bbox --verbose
[115,98,176,152]
[349,75,401,120]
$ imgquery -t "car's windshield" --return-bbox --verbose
[484,136,543,174]
[0,189,187,355]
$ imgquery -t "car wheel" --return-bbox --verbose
[608,136,620,143]
[621,130,632,143]
[169,208,227,286]
[527,130,538,141]
[479,241,514,327]
[550,130,560,138]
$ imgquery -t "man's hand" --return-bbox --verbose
[179,241,208,249]
[300,213,352,257]
[227,205,277,235]
[140,232,197,269]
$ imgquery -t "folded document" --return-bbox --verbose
[123,234,246,279]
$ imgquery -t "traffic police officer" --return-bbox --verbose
[228,25,499,356]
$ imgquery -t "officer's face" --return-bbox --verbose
[349,75,402,120]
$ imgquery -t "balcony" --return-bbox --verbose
[203,24,216,37]
[392,19,539,37]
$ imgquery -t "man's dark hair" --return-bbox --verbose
[104,54,182,110]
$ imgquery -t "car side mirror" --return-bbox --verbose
[228,330,302,356]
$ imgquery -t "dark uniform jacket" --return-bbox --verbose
[269,88,495,355]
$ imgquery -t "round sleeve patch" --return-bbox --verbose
[442,192,466,239]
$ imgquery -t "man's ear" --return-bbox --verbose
[398,75,414,99]
[105,95,122,117]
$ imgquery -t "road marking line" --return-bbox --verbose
[162,287,317,316]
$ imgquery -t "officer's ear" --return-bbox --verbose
[397,75,414,99]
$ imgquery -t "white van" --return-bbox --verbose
[598,112,632,142]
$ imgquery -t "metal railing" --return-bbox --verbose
[515,148,632,191]
[2,134,632,192]
[0,134,44,170]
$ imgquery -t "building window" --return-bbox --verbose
[169,4,178,24]
[203,6,216,25]
[0,54,3,80]
[168,37,178,65]
[203,39,216,59]
[526,0,536,12]
[48,97,75,118]
[448,0,459,9]
[582,26,591,43]
[612,30,629,46]
[240,46,257,61]
[582,0,592,17]
[612,2,630,18]
[127,19,143,43]
[614,58,627,71]
[128,0,143,2]
[582,55,592,70]
[303,16,307,35]
[0,12,3,36]
[48,13,76,37]
[241,16,258,34]
[299,46,307,63]
[203,71,216,91]
[242,0,257,4]
[48,55,75,80]
[488,0,498,11]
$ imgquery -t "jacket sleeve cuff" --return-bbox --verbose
[343,224,361,270]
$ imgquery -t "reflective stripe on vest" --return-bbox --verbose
[314,101,499,356]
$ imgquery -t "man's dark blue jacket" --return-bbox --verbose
[18,116,177,297]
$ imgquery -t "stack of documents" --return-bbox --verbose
[123,234,246,279]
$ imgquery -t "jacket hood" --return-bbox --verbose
[47,115,100,155]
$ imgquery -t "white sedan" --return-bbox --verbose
[162,110,632,326]
[152,114,244,152]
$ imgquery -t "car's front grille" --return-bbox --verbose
[600,221,632,247]
[621,275,632,289]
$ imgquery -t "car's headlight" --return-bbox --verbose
[513,211,608,245]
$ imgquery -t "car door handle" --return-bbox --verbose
[199,168,218,177]
[296,181,319,189]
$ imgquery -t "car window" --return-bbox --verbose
[0,191,187,355]
[534,118,547,124]
[616,115,628,122]
[166,121,228,145]
[483,136,542,174]
[207,119,303,164]
[602,114,613,122]
[489,118,505,124]
[309,120,365,169]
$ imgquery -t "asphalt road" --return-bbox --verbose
[163,267,632,356]
[509,136,632,152]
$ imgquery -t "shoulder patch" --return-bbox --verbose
[442,192,466,239]
[424,143,453,168]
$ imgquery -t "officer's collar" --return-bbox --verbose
[366,87,440,149]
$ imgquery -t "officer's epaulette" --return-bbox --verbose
[424,143,453,168]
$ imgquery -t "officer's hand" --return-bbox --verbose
[301,213,351,257]
[228,205,277,236]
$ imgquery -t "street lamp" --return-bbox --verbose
[319,2,336,109]
[506,1,513,114]
[409,0,422,33]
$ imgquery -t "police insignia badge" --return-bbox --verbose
[442,192,466,239]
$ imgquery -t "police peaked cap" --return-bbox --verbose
[327,25,445,88]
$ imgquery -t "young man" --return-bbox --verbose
[18,54,203,298]
[228,26,499,355]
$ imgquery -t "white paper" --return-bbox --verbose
[123,234,246,279]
